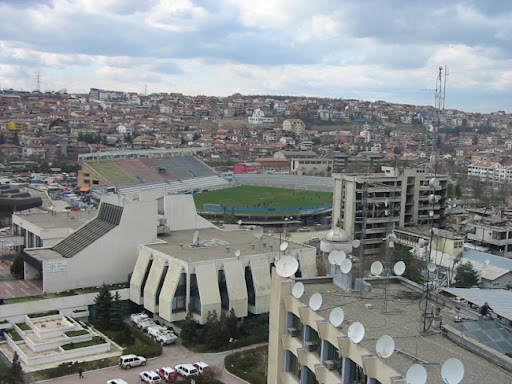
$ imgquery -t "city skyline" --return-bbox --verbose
[1,1,512,114]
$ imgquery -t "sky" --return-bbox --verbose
[1,0,512,114]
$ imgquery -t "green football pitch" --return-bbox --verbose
[193,186,332,210]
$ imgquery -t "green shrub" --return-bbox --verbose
[29,310,60,318]
[16,323,30,331]
[65,330,89,337]
[225,345,268,384]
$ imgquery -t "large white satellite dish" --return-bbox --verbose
[329,307,345,328]
[275,256,299,278]
[253,226,264,238]
[192,230,199,245]
[334,251,346,265]
[376,335,395,359]
[427,262,437,273]
[348,322,365,343]
[370,261,383,276]
[429,177,440,189]
[309,293,323,311]
[340,258,352,274]
[406,364,427,384]
[352,239,361,249]
[418,238,427,248]
[441,358,464,384]
[328,251,338,265]
[393,261,406,276]
[292,282,304,299]
[235,249,241,258]
[280,241,289,252]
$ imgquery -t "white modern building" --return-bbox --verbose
[130,227,317,325]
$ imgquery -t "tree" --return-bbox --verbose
[10,253,24,279]
[110,291,123,330]
[454,262,479,288]
[93,284,113,329]
[204,310,223,349]
[180,305,198,345]
[9,352,24,384]
[225,308,239,340]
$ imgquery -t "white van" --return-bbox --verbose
[118,354,146,369]
[107,379,128,384]
[193,361,210,375]
[175,363,199,376]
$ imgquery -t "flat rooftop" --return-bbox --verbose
[148,228,305,263]
[14,210,96,230]
[297,278,512,383]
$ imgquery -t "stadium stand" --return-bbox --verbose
[234,174,334,192]
[85,160,138,186]
[115,158,166,183]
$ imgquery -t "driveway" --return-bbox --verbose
[35,344,251,384]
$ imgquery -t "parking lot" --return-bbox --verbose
[36,343,249,384]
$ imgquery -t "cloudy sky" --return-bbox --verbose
[1,0,511,113]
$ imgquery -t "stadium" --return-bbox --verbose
[77,149,334,229]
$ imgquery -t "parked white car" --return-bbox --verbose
[118,354,146,369]
[175,363,199,376]
[139,370,161,384]
[106,379,128,384]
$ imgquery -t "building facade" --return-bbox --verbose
[332,167,448,257]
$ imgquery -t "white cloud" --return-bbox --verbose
[1,0,512,112]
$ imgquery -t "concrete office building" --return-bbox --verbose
[267,269,512,384]
[21,192,212,294]
[130,227,317,325]
[332,167,448,257]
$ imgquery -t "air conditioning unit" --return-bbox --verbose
[287,327,298,337]
[324,360,335,370]
[305,341,315,351]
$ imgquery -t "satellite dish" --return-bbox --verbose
[328,251,338,265]
[334,251,346,265]
[418,238,427,248]
[430,227,439,236]
[370,261,383,276]
[329,307,345,327]
[429,177,440,189]
[340,258,352,274]
[275,256,299,278]
[280,241,289,252]
[441,358,464,384]
[394,261,406,276]
[309,293,323,311]
[406,364,427,384]
[484,259,490,266]
[376,335,395,358]
[253,226,264,238]
[292,282,304,299]
[352,239,361,249]
[388,233,397,243]
[347,322,365,343]
[238,219,242,225]
[427,262,436,272]
[192,230,199,245]
[235,249,241,257]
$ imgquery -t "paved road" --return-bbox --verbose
[36,344,249,384]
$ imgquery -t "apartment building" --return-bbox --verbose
[332,167,448,257]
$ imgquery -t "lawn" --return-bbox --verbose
[193,186,332,211]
